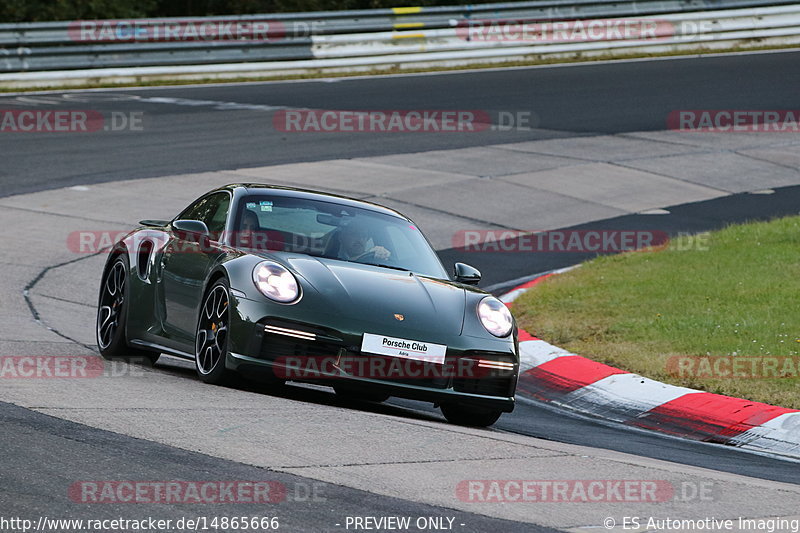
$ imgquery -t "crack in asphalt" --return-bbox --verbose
[220,170,376,200]
[371,194,519,231]
[275,453,569,470]
[605,160,734,195]
[34,293,96,308]
[23,252,103,353]
[733,150,800,173]
[0,339,81,344]
[0,202,136,225]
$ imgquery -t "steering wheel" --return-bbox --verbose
[351,250,378,263]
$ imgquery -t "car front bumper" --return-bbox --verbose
[227,297,519,412]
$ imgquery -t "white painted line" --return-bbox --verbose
[499,265,580,303]
[499,287,528,304]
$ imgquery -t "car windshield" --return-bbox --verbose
[233,194,448,278]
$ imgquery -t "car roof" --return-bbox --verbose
[222,183,410,220]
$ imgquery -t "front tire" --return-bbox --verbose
[96,257,159,365]
[441,403,503,427]
[195,278,233,385]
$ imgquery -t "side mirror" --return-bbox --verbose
[172,219,210,243]
[454,262,481,285]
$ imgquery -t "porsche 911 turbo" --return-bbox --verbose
[96,184,519,426]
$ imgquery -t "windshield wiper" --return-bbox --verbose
[369,263,410,272]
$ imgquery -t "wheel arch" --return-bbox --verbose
[196,267,235,378]
[97,244,132,316]
[100,243,129,279]
[203,260,259,366]
[206,268,228,290]
[96,243,156,362]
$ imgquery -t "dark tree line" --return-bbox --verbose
[2,0,498,22]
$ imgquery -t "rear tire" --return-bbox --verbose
[195,278,233,385]
[441,403,502,427]
[96,257,160,365]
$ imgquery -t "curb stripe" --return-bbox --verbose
[500,273,556,305]
[505,269,800,459]
[519,356,627,400]
[518,339,573,368]
[534,355,629,387]
[730,412,800,455]
[515,272,556,290]
[631,392,798,442]
[559,373,701,422]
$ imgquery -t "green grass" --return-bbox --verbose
[513,216,800,409]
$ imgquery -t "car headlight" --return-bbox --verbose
[252,261,300,303]
[477,296,513,337]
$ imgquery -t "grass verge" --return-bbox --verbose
[513,216,800,409]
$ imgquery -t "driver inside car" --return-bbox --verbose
[236,209,284,251]
[337,219,391,262]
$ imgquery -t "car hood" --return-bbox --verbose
[285,255,466,339]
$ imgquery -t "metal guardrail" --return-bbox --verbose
[0,0,799,85]
[313,5,800,56]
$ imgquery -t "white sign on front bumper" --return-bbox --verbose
[361,333,446,365]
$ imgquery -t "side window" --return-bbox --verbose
[178,192,231,239]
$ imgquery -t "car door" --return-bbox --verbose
[159,192,231,348]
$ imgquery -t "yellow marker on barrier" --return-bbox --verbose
[394,22,425,29]
[392,32,426,39]
[392,6,422,14]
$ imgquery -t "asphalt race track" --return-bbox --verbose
[2,50,800,531]
[2,50,800,197]
[0,401,549,533]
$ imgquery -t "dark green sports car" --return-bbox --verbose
[96,184,519,426]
